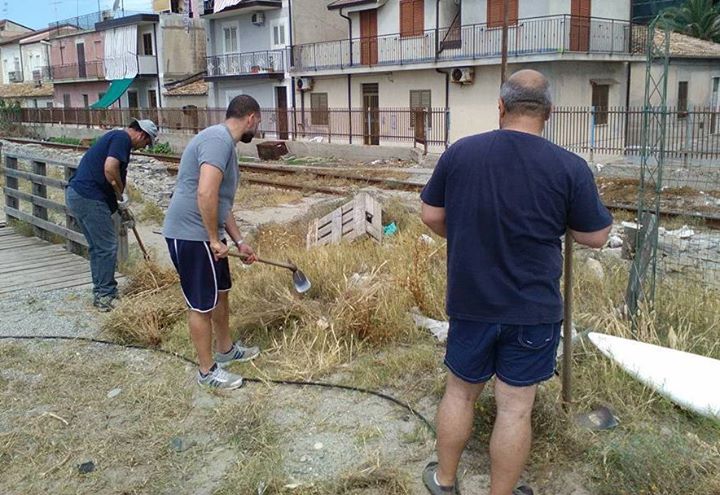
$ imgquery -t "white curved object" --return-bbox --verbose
[588,332,720,420]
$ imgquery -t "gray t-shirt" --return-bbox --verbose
[163,124,238,241]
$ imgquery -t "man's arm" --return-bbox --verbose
[569,225,611,249]
[224,210,257,264]
[198,163,228,260]
[421,202,447,238]
[103,157,123,199]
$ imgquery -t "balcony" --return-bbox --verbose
[8,71,23,83]
[203,0,282,17]
[49,10,149,37]
[292,15,647,73]
[206,50,286,79]
[50,61,105,82]
[137,55,158,75]
[32,67,52,82]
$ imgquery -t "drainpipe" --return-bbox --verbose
[338,8,352,66]
[436,68,450,148]
[153,22,163,108]
[435,0,440,59]
[289,0,297,139]
[339,8,353,142]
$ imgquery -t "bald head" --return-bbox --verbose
[499,69,552,119]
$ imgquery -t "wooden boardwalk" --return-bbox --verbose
[0,223,93,295]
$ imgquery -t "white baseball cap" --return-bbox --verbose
[132,119,158,145]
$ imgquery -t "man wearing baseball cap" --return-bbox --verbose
[65,118,158,311]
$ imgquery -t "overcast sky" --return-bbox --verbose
[4,0,152,30]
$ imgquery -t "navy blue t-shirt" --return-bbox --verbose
[421,129,612,325]
[68,130,132,212]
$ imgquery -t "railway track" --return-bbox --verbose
[3,136,719,228]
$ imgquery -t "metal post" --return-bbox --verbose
[589,105,596,163]
[562,233,574,406]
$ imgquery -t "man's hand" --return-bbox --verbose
[118,193,130,211]
[210,240,229,261]
[236,242,257,265]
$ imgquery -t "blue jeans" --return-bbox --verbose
[65,186,118,299]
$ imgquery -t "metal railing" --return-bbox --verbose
[32,66,52,81]
[206,50,287,77]
[545,106,720,161]
[50,61,105,81]
[292,14,646,72]
[7,106,449,150]
[49,10,149,36]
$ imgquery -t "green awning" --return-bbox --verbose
[89,78,134,109]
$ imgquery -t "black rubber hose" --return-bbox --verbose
[0,334,436,436]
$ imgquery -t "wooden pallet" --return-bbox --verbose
[306,193,383,248]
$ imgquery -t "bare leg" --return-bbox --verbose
[436,373,486,486]
[489,379,537,495]
[188,310,213,374]
[212,291,233,353]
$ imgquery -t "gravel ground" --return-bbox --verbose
[0,286,106,339]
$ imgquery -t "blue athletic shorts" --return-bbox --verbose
[166,238,232,313]
[444,319,562,387]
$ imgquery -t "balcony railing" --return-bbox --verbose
[50,61,105,81]
[32,66,52,81]
[292,15,647,72]
[206,50,286,77]
[49,10,149,37]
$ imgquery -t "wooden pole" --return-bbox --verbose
[562,232,574,405]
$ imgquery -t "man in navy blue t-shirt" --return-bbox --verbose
[420,70,611,495]
[65,119,157,311]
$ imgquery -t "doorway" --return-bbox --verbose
[362,83,379,145]
[275,86,289,140]
[360,10,378,65]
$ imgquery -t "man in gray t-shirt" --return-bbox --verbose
[162,95,262,390]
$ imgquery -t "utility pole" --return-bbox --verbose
[500,0,509,84]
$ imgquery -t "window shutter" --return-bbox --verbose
[487,0,518,28]
[413,0,424,36]
[400,0,414,37]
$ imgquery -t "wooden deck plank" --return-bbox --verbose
[0,226,102,295]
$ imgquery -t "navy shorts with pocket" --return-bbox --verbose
[444,319,562,387]
[166,238,232,313]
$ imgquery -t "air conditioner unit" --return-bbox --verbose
[450,67,474,85]
[251,12,265,26]
[8,71,22,83]
[296,77,313,92]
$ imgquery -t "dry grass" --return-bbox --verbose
[103,259,185,346]
[234,183,305,209]
[98,194,720,494]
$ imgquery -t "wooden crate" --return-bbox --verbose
[306,193,382,248]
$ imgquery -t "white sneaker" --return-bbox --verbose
[197,364,244,389]
[214,341,260,367]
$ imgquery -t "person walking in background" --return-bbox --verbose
[420,70,612,495]
[163,95,262,390]
[65,119,158,312]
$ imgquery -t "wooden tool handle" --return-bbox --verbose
[227,251,295,271]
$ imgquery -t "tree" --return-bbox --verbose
[659,0,720,42]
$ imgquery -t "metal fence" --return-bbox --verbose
[293,15,646,72]
[8,106,449,149]
[545,106,720,162]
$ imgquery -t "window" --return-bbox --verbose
[591,83,609,125]
[410,89,431,128]
[487,0,518,28]
[400,0,424,38]
[128,91,139,108]
[272,22,286,48]
[46,102,53,108]
[310,92,329,125]
[63,94,71,107]
[99,92,105,101]
[677,80,688,117]
[142,33,154,56]
[223,25,238,53]
[148,89,158,108]
[82,94,89,107]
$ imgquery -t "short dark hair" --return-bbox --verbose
[226,95,261,119]
[500,77,552,118]
[128,120,149,141]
